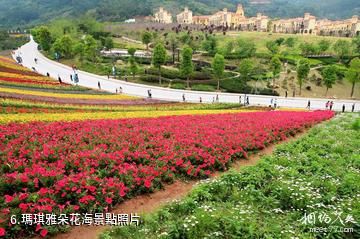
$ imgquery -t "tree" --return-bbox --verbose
[169,35,179,64]
[52,35,73,59]
[104,37,114,51]
[78,14,103,35]
[142,31,152,51]
[353,36,360,54]
[83,35,99,61]
[180,46,194,89]
[270,56,282,92]
[129,56,138,80]
[239,59,254,81]
[321,65,337,96]
[333,40,351,62]
[318,39,331,53]
[73,41,85,59]
[275,37,285,46]
[296,59,310,95]
[284,37,296,47]
[224,41,235,56]
[212,53,225,91]
[127,47,136,57]
[202,36,217,56]
[34,26,52,51]
[152,43,167,85]
[236,39,256,58]
[299,42,319,55]
[345,57,360,97]
[266,41,279,55]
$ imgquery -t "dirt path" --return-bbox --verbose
[50,129,308,239]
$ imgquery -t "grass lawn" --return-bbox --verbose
[113,37,146,50]
[217,31,352,54]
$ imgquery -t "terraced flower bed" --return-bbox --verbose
[0,99,243,114]
[0,110,333,238]
[103,114,359,239]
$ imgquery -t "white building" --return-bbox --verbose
[154,7,173,24]
[177,7,193,24]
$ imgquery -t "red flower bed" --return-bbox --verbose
[0,111,334,237]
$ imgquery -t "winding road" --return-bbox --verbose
[13,38,359,111]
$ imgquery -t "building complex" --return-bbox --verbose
[151,4,360,37]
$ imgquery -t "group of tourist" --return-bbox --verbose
[306,100,356,112]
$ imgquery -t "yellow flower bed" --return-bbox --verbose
[0,72,50,82]
[0,109,247,124]
[0,98,244,112]
[0,57,33,72]
[0,87,136,100]
[277,108,306,112]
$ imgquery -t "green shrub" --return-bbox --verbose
[352,118,360,131]
[191,84,216,92]
[171,83,186,89]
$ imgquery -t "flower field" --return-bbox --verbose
[102,114,359,239]
[0,109,245,124]
[0,110,334,237]
[0,57,74,90]
[0,57,172,108]
[0,87,135,100]
[0,99,241,114]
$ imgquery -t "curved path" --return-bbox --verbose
[13,38,359,111]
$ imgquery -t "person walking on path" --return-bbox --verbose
[46,72,50,77]
[285,90,288,98]
[342,104,346,113]
[270,98,273,107]
[58,75,62,84]
[216,94,219,103]
[326,101,330,110]
[147,89,152,98]
[98,81,101,90]
[200,97,202,103]
[34,58,38,64]
[74,73,79,84]
[246,96,250,106]
[330,101,334,111]
[274,98,277,109]
[352,103,355,113]
[70,74,73,82]
[307,100,311,110]
[182,94,186,102]
[239,95,241,104]
[119,87,123,94]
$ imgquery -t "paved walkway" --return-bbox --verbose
[13,38,359,111]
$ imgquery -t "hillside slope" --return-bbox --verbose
[0,0,359,28]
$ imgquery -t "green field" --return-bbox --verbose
[101,113,360,239]
[217,31,352,54]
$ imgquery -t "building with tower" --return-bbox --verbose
[177,7,193,24]
[154,7,173,24]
